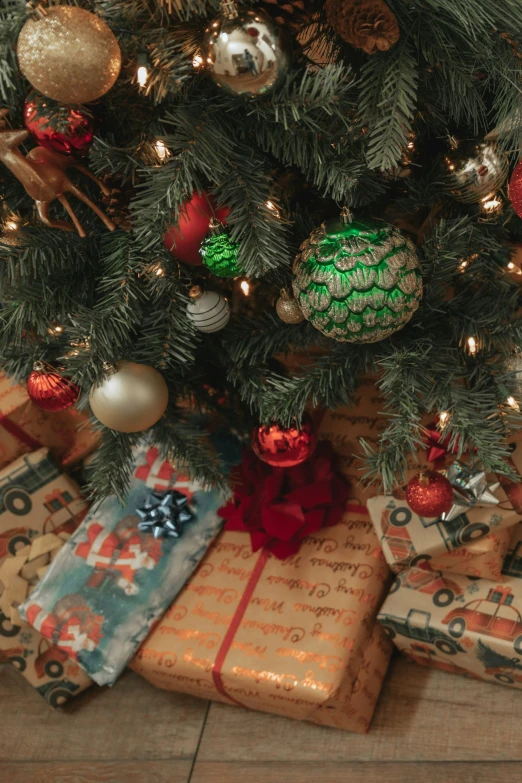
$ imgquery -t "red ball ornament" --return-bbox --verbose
[252,414,317,468]
[405,470,453,518]
[27,364,80,412]
[23,90,94,157]
[509,161,522,219]
[163,191,230,266]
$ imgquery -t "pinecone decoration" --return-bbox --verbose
[325,0,400,54]
[292,212,422,343]
[260,0,313,31]
[100,175,133,232]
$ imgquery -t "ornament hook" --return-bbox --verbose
[219,0,239,18]
[340,206,354,225]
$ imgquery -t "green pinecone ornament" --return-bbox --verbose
[292,211,423,343]
[200,219,242,278]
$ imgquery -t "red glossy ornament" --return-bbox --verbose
[406,470,453,518]
[23,90,94,157]
[252,414,317,468]
[163,191,230,266]
[27,364,80,412]
[509,161,522,219]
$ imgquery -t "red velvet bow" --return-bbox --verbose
[218,441,350,559]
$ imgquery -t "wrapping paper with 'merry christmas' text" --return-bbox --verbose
[377,523,522,690]
[20,433,240,687]
[0,448,92,706]
[130,501,393,733]
[318,380,511,579]
[0,371,98,471]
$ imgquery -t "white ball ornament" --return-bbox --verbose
[89,361,169,433]
[186,286,230,333]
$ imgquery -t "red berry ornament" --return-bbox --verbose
[509,161,522,219]
[406,470,453,518]
[23,90,94,157]
[27,363,80,412]
[252,414,317,468]
[163,191,230,266]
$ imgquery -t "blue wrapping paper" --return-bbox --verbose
[19,435,239,686]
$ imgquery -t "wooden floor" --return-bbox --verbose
[2,652,522,782]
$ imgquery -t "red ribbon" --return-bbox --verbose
[211,502,370,708]
[0,411,41,451]
[218,441,351,560]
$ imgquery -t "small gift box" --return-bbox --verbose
[0,448,92,706]
[367,482,520,575]
[20,435,240,687]
[377,550,522,690]
[0,371,98,471]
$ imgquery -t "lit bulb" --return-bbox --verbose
[507,396,520,411]
[240,279,250,296]
[155,140,168,160]
[47,323,64,337]
[467,336,477,355]
[439,411,450,428]
[508,262,515,270]
[137,65,148,88]
[5,219,18,231]
[265,200,281,218]
[193,54,203,68]
[155,265,165,277]
[459,260,468,271]
[481,194,502,214]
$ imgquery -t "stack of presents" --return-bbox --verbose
[2,371,522,731]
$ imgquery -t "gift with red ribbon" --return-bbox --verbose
[218,441,351,559]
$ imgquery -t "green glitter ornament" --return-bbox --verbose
[199,219,242,278]
[292,209,423,343]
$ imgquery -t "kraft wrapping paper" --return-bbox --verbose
[0,448,92,706]
[0,372,98,470]
[378,523,522,690]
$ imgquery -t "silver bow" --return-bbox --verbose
[136,490,194,539]
[441,462,500,522]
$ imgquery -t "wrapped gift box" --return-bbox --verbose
[366,494,519,574]
[0,371,98,470]
[377,527,522,690]
[0,448,92,706]
[130,504,393,733]
[428,528,512,580]
[20,435,240,687]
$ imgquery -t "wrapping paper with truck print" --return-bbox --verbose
[130,505,393,733]
[0,371,99,471]
[366,493,520,575]
[0,448,92,706]
[20,433,240,687]
[319,379,515,579]
[377,523,522,690]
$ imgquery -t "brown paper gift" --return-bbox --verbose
[130,504,393,733]
[318,380,511,579]
[0,448,93,706]
[377,525,522,690]
[0,371,98,471]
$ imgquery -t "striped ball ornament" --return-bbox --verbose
[186,285,230,333]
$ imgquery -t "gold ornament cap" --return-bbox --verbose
[189,285,205,301]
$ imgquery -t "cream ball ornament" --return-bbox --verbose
[89,361,169,433]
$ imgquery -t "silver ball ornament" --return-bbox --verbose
[275,289,305,324]
[89,361,169,433]
[186,286,230,333]
[443,139,508,204]
[503,353,522,399]
[202,1,290,98]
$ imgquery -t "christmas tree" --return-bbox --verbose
[2,0,522,499]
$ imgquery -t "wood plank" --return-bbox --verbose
[0,664,208,762]
[190,762,522,783]
[0,761,193,783]
[197,653,522,762]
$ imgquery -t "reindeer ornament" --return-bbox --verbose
[0,115,116,237]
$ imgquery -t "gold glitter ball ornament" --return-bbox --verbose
[275,289,305,324]
[17,6,121,105]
